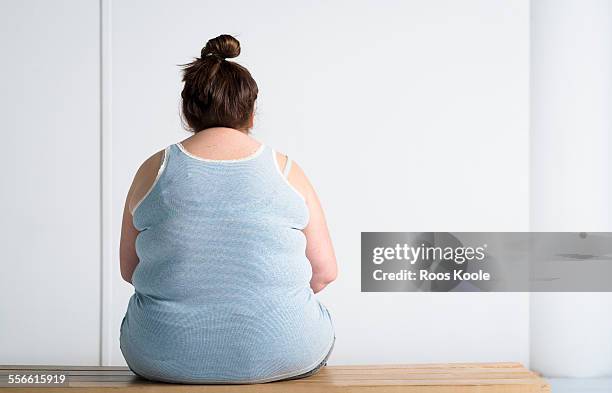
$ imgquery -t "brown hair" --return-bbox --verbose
[180,35,258,133]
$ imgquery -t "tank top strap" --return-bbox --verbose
[282,156,292,178]
[161,143,182,171]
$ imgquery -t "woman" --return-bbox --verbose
[119,35,337,384]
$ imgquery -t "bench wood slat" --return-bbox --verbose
[0,363,550,393]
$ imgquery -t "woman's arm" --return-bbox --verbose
[119,150,165,284]
[302,180,338,293]
[119,195,139,284]
[278,154,338,293]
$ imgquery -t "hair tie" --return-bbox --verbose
[204,53,225,61]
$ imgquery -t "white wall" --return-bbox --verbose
[5,0,611,376]
[0,0,101,365]
[530,0,612,378]
[107,0,530,366]
[0,0,530,368]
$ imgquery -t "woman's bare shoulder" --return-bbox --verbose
[274,151,314,202]
[127,149,166,214]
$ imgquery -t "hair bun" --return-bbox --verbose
[201,34,240,60]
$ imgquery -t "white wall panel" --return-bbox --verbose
[109,0,530,366]
[530,0,612,378]
[0,0,101,365]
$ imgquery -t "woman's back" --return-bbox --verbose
[120,134,334,383]
[119,35,337,384]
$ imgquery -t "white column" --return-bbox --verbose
[530,0,612,377]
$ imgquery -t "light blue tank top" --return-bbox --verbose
[120,143,335,383]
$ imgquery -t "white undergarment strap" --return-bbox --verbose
[283,156,292,177]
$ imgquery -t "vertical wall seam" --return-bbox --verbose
[98,0,103,367]
[100,0,112,366]
[526,0,532,371]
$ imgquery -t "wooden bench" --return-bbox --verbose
[0,363,550,392]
